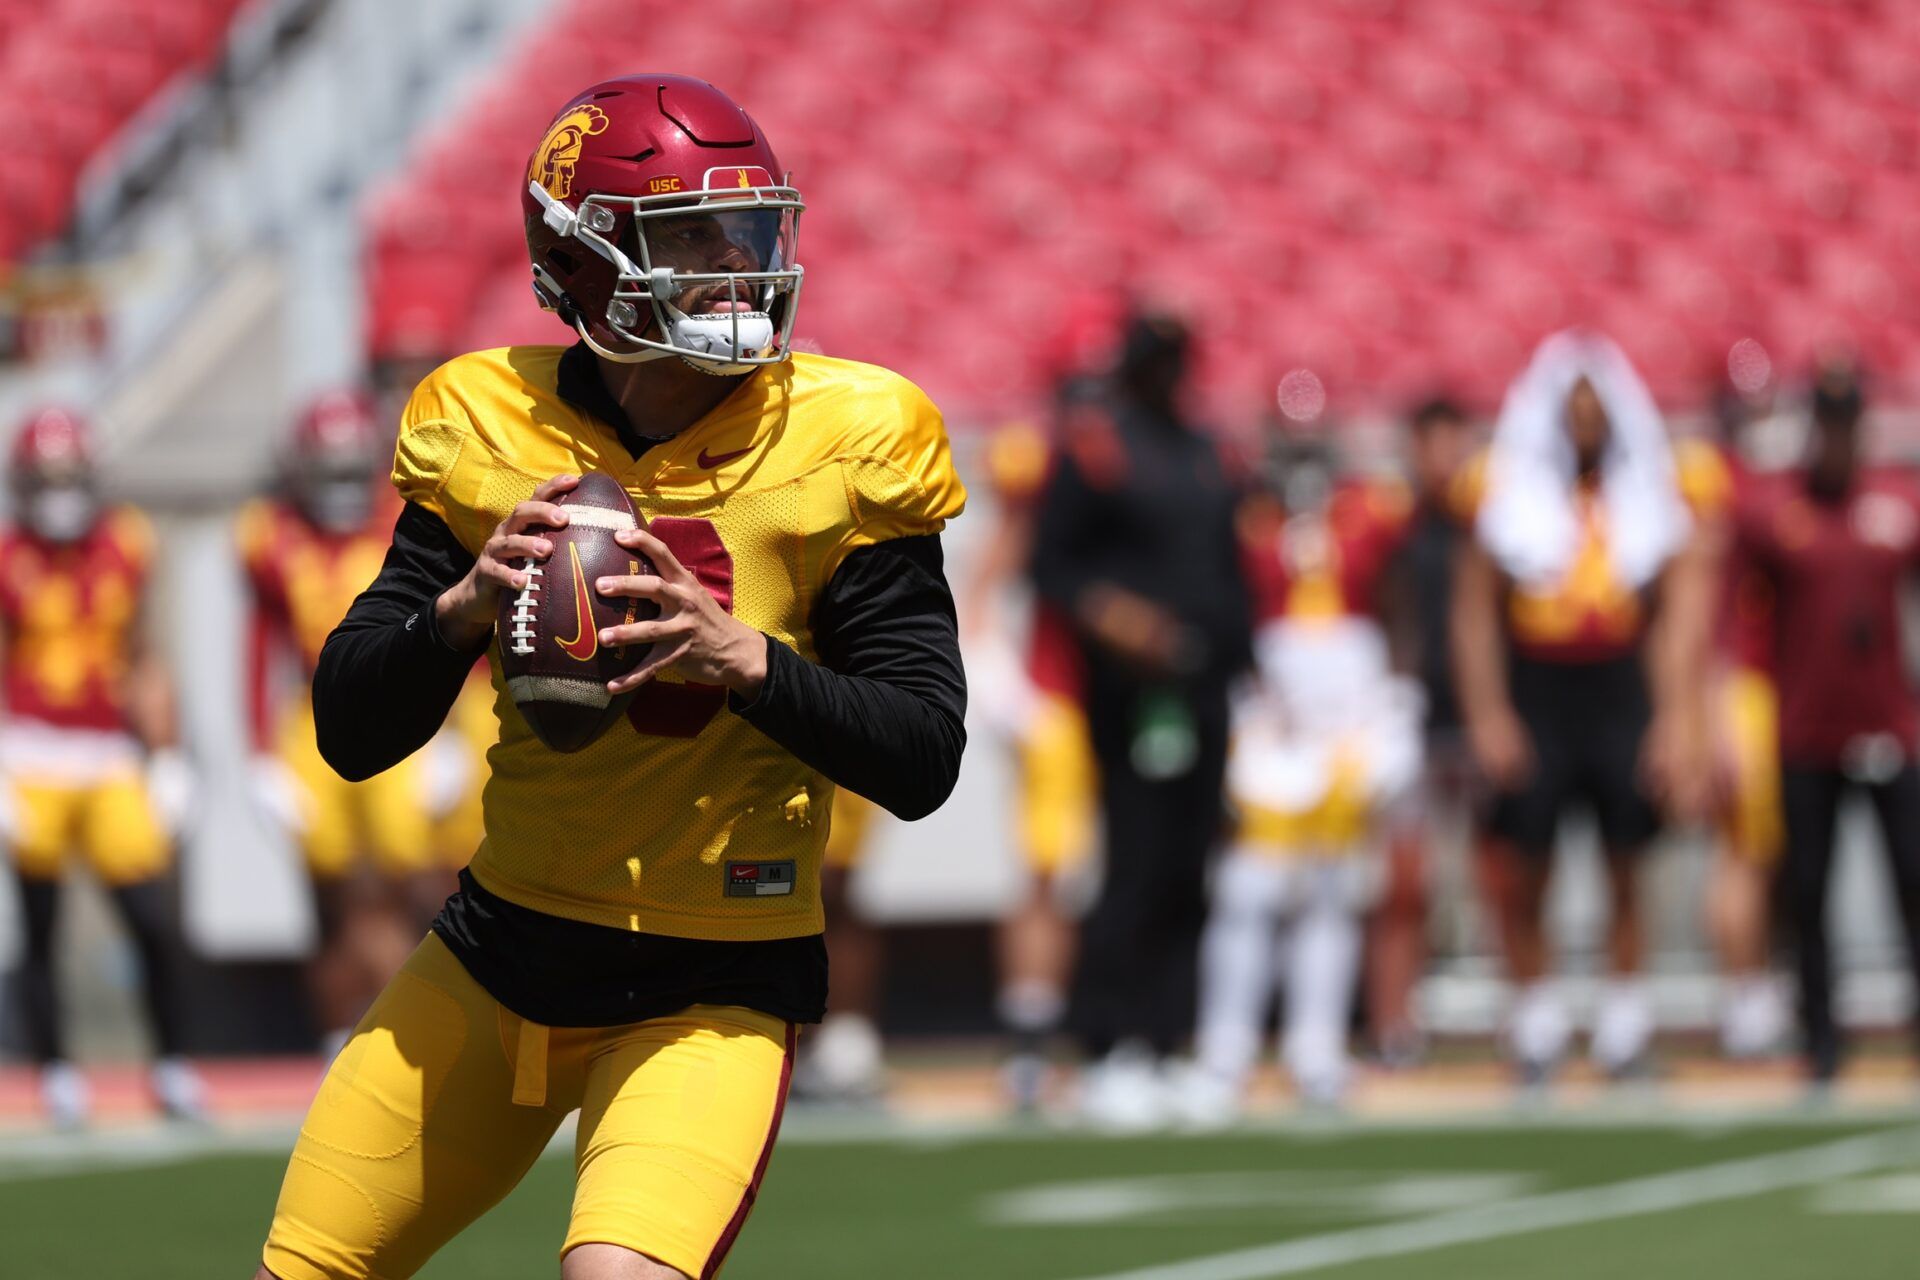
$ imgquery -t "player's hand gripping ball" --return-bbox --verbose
[495,472,658,751]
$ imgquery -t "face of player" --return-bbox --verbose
[20,477,99,544]
[1410,412,1470,501]
[1807,415,1859,501]
[636,209,789,315]
[299,465,378,534]
[1563,378,1611,475]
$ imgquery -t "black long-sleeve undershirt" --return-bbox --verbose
[314,504,965,818]
[310,500,965,1028]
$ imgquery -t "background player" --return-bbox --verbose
[1032,312,1252,1130]
[0,407,200,1126]
[1183,407,1421,1117]
[1696,382,1791,1059]
[965,412,1098,1112]
[1453,332,1712,1084]
[1369,396,1477,1068]
[236,391,442,1054]
[793,788,890,1104]
[1734,366,1920,1085]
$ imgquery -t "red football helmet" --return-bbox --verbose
[288,391,382,533]
[9,406,94,489]
[521,75,803,375]
[9,407,99,542]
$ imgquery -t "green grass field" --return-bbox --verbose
[4,1112,1920,1279]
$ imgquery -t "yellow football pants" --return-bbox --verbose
[264,934,795,1280]
[1720,666,1784,866]
[279,699,433,879]
[1017,692,1096,875]
[10,773,168,886]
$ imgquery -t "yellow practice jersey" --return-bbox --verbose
[395,346,965,940]
[1453,440,1727,661]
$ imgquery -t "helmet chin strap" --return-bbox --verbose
[571,309,771,376]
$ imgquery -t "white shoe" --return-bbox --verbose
[1509,982,1572,1082]
[1001,1051,1049,1114]
[1078,1043,1169,1133]
[1720,978,1788,1060]
[1166,1060,1242,1131]
[1284,1027,1352,1109]
[151,1056,209,1122]
[1591,982,1656,1077]
[40,1061,91,1130]
[796,1013,886,1101]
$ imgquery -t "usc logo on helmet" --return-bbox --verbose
[529,104,610,200]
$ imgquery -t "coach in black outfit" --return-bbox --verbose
[1030,312,1252,1121]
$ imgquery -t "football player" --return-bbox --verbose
[1696,381,1790,1059]
[1368,397,1477,1069]
[252,75,965,1280]
[1453,333,1714,1085]
[1180,410,1422,1116]
[1734,366,1920,1085]
[964,414,1098,1111]
[0,407,201,1126]
[236,391,446,1053]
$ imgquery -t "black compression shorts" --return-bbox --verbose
[1489,652,1660,856]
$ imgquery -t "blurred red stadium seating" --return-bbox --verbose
[0,0,249,271]
[361,0,1920,425]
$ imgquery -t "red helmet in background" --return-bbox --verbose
[288,391,383,534]
[9,407,100,542]
[522,75,804,375]
[10,406,94,487]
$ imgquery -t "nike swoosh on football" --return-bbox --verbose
[696,445,754,468]
[555,541,598,662]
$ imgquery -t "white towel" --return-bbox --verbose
[1478,330,1689,591]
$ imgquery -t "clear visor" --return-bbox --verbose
[623,206,798,313]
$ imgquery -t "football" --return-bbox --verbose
[496,471,657,752]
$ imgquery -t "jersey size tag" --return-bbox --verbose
[725,860,796,897]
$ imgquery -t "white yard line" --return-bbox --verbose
[1,1107,1916,1181]
[1064,1127,1920,1280]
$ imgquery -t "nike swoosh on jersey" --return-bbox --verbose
[555,541,598,661]
[696,444,754,468]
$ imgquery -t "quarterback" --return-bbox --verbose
[254,76,966,1280]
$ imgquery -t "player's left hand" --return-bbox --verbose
[595,527,769,699]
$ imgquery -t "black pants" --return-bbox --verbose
[1779,764,1920,1080]
[1071,658,1231,1058]
[13,872,185,1064]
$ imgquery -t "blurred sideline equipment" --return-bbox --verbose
[1734,366,1920,1085]
[0,407,202,1125]
[236,391,448,1051]
[1453,331,1717,1084]
[1031,313,1253,1129]
[1185,422,1422,1118]
[258,73,968,1280]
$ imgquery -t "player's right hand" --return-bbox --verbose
[1468,706,1533,789]
[434,474,579,649]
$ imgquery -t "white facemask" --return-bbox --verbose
[26,486,99,543]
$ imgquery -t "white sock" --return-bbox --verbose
[1510,981,1571,1065]
[1280,866,1361,1098]
[1195,882,1280,1086]
[1591,979,1654,1070]
[998,981,1066,1034]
